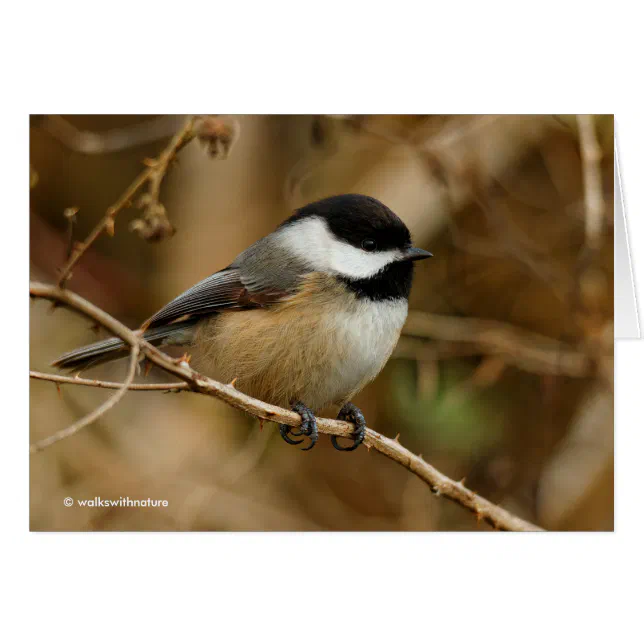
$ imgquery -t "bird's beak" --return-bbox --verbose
[402,247,433,261]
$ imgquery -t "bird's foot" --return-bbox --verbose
[332,402,366,452]
[279,402,318,451]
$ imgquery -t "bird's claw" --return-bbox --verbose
[279,402,318,451]
[332,402,366,452]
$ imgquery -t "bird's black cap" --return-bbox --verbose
[283,194,412,252]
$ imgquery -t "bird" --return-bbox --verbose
[52,194,433,451]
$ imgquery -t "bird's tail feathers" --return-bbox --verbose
[51,321,196,372]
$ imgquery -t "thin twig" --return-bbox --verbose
[29,280,544,531]
[30,345,140,454]
[29,370,189,392]
[56,116,199,287]
[130,116,200,241]
[63,207,79,261]
[403,311,595,377]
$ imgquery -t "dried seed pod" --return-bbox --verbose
[194,115,240,159]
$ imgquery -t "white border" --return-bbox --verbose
[6,1,643,641]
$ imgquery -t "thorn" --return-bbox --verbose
[55,383,62,399]
[105,218,115,237]
[475,510,484,524]
[143,360,153,378]
[229,377,237,388]
[143,158,157,167]
[394,433,400,442]
[48,302,60,314]
[459,477,467,486]
[259,418,264,432]
[174,353,191,365]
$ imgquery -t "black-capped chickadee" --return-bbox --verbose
[53,194,433,451]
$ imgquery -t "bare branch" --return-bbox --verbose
[574,115,610,342]
[403,311,596,377]
[577,115,605,252]
[29,280,544,531]
[56,116,203,286]
[30,370,189,392]
[129,116,200,241]
[30,345,140,454]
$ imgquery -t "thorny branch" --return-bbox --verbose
[29,280,544,532]
[29,370,189,392]
[30,345,140,454]
[56,117,191,286]
[56,115,237,286]
[129,115,212,241]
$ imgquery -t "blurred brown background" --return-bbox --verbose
[29,115,614,531]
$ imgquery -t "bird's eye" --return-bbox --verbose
[361,238,377,252]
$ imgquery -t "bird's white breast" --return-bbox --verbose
[320,296,408,405]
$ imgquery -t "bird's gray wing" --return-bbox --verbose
[52,235,307,371]
[143,266,289,330]
[144,228,312,330]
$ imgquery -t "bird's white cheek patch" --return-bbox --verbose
[278,217,402,279]
[327,242,401,279]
